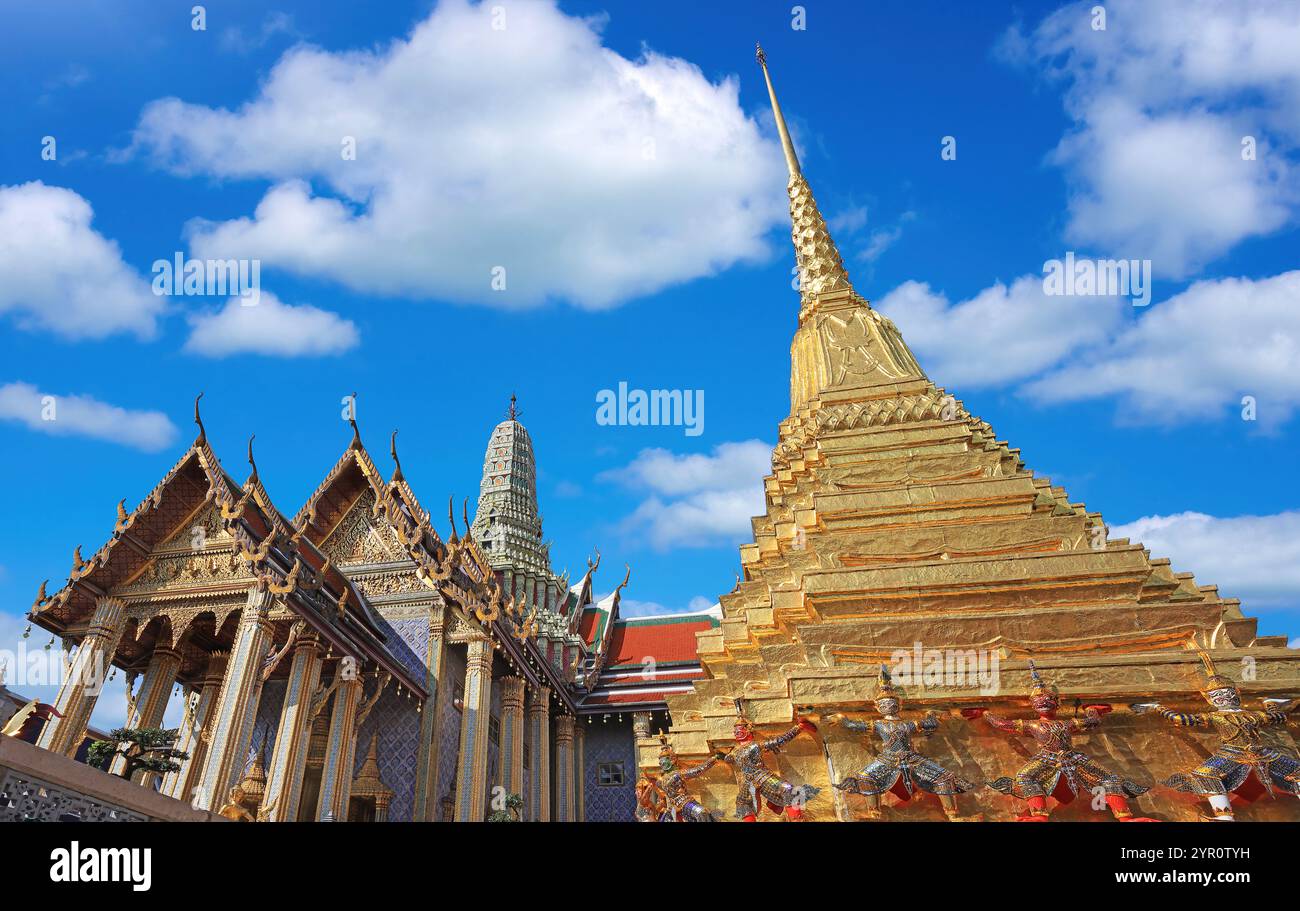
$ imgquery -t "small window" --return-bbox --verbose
[597,761,625,787]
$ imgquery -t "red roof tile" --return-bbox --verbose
[605,616,716,667]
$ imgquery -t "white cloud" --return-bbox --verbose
[183,291,359,358]
[875,275,1127,389]
[1111,511,1300,613]
[1029,271,1300,423]
[603,440,769,550]
[0,382,178,451]
[127,0,785,309]
[619,595,721,618]
[0,182,163,339]
[219,11,300,54]
[1001,0,1300,277]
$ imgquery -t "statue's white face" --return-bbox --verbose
[875,697,899,716]
[1207,687,1241,710]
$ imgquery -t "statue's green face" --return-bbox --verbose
[658,754,674,772]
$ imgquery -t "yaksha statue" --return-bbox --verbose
[1133,649,1300,821]
[634,772,663,823]
[718,699,821,821]
[828,664,980,821]
[653,733,719,822]
[966,660,1152,821]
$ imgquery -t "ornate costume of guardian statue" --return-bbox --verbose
[828,665,980,821]
[634,772,663,823]
[1133,649,1300,821]
[653,733,719,822]
[718,698,820,821]
[966,661,1152,821]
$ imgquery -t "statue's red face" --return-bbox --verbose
[734,723,754,742]
[1031,693,1059,715]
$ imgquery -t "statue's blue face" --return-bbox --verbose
[1207,687,1241,710]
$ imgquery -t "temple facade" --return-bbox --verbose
[646,48,1300,822]
[13,400,712,823]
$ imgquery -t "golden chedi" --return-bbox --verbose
[648,47,1300,822]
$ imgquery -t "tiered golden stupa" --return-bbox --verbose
[649,48,1300,822]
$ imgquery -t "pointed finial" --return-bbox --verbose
[462,496,471,532]
[246,434,259,487]
[389,430,404,483]
[348,392,361,450]
[194,392,206,442]
[447,495,459,541]
[755,42,801,178]
[507,393,520,422]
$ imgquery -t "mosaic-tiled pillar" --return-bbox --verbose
[554,714,575,822]
[110,645,182,781]
[161,651,227,803]
[497,675,525,806]
[316,674,363,821]
[413,603,448,822]
[454,635,494,821]
[632,711,653,740]
[527,684,551,822]
[574,721,586,822]
[261,637,323,821]
[192,589,275,811]
[39,596,125,757]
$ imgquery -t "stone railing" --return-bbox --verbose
[0,734,225,822]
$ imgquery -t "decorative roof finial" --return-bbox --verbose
[447,495,459,542]
[755,42,801,179]
[246,434,259,487]
[389,430,404,483]
[507,393,520,422]
[348,391,361,450]
[194,392,206,442]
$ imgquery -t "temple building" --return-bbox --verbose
[9,398,713,823]
[647,48,1300,822]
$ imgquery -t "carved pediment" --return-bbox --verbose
[321,490,411,566]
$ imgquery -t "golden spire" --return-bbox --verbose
[756,43,800,178]
[755,43,852,314]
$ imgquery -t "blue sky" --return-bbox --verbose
[3,0,1299,726]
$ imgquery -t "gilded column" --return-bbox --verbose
[261,636,323,821]
[316,673,363,821]
[574,721,586,822]
[38,596,125,757]
[413,602,448,821]
[527,684,551,822]
[111,645,182,781]
[161,652,226,802]
[454,635,494,822]
[498,676,525,804]
[191,589,275,811]
[554,714,575,822]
